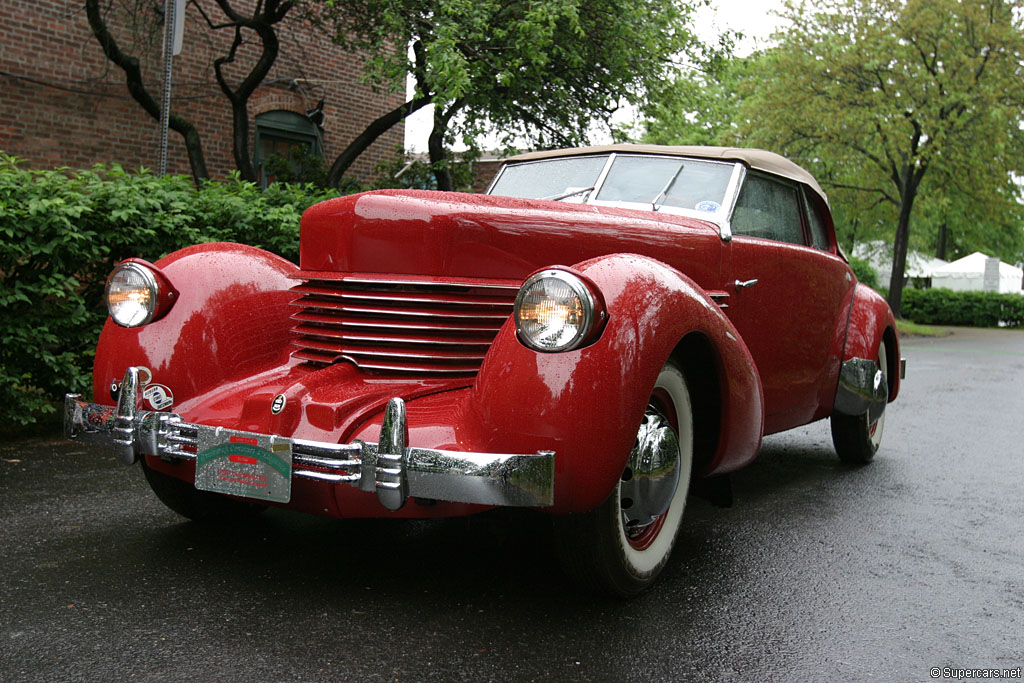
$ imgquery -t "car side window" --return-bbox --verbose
[802,187,831,250]
[731,174,805,245]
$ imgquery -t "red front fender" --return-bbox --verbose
[93,243,298,407]
[463,253,764,513]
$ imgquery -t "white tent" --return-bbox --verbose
[851,241,948,285]
[931,252,1024,294]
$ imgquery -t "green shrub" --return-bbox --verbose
[902,287,1024,327]
[848,256,879,289]
[0,154,337,426]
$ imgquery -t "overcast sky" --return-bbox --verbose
[403,0,794,152]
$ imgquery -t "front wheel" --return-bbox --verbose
[553,360,694,597]
[831,341,888,464]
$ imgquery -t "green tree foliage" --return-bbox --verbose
[364,150,482,193]
[325,0,708,189]
[0,154,335,426]
[912,168,1024,262]
[848,256,880,289]
[734,0,1024,317]
[641,44,752,147]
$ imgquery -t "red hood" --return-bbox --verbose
[299,190,720,281]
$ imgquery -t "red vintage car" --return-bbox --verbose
[65,144,902,596]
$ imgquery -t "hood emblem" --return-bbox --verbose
[142,383,174,411]
[271,394,286,415]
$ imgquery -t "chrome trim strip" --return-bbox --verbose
[340,349,486,361]
[294,303,510,320]
[719,163,747,242]
[484,163,507,195]
[65,368,556,509]
[293,291,516,308]
[833,357,888,421]
[295,331,493,347]
[335,361,478,374]
[303,276,522,291]
[587,153,617,203]
[289,318,499,334]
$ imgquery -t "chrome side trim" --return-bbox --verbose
[719,163,747,242]
[833,357,888,422]
[65,368,556,510]
[708,291,730,309]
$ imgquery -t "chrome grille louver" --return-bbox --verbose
[289,274,521,374]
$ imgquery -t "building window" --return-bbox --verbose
[254,110,322,187]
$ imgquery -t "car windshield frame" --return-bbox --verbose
[487,152,747,240]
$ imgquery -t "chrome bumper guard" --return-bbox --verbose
[64,367,555,510]
[833,357,888,422]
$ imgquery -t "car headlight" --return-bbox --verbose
[106,262,160,327]
[514,269,603,352]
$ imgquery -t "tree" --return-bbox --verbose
[90,1,713,191]
[325,0,708,190]
[640,38,749,147]
[87,0,298,184]
[734,0,1024,316]
[193,0,298,182]
[86,0,210,181]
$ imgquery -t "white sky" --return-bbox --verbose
[403,0,792,153]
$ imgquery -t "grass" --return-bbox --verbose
[896,318,946,337]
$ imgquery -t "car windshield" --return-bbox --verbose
[489,153,736,215]
[487,156,607,201]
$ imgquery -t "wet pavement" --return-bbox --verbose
[2,326,1022,682]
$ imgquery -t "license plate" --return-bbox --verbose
[195,428,292,503]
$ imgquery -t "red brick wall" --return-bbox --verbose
[0,0,406,182]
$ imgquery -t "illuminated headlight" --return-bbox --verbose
[514,269,601,352]
[106,262,159,327]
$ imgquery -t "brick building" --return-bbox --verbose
[0,1,406,183]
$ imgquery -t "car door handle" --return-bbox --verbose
[734,278,759,289]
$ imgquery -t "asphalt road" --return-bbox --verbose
[2,326,1022,682]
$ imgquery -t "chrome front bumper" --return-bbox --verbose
[65,367,555,510]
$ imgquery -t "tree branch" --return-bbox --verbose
[85,0,208,182]
[326,96,434,187]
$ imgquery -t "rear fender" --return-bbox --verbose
[839,284,902,402]
[93,243,298,410]
[465,253,764,513]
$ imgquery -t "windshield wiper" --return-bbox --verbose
[651,163,685,211]
[543,186,596,202]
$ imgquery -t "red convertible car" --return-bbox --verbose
[65,145,902,596]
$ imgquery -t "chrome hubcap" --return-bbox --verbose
[620,406,680,535]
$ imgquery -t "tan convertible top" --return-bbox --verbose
[506,144,828,205]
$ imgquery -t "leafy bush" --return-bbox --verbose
[848,256,879,289]
[0,154,337,426]
[902,287,1024,327]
